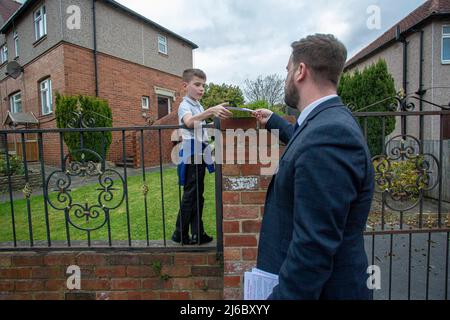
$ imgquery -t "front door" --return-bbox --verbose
[157,96,171,119]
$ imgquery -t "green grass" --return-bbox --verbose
[0,168,216,243]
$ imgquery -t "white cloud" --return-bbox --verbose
[116,0,427,87]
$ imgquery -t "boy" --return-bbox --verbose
[172,68,232,245]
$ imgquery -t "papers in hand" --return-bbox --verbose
[244,268,278,300]
[225,106,254,113]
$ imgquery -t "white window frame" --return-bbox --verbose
[34,5,47,41]
[442,25,450,64]
[0,45,8,64]
[158,35,168,55]
[141,96,150,109]
[10,92,22,113]
[13,29,19,58]
[40,78,52,115]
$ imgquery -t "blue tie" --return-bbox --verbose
[294,122,300,131]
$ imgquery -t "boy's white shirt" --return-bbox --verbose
[178,96,209,141]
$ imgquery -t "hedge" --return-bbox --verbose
[338,59,397,157]
[55,93,113,162]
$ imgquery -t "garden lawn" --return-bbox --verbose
[0,168,217,243]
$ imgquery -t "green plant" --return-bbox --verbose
[0,155,25,176]
[231,100,269,118]
[269,103,288,116]
[55,93,113,162]
[338,59,397,157]
[151,260,171,281]
[201,284,209,292]
[201,83,245,109]
[375,156,426,200]
[227,100,288,118]
[151,261,162,274]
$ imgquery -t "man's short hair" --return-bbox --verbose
[291,34,347,87]
[182,69,207,83]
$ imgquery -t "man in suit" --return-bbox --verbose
[253,34,374,300]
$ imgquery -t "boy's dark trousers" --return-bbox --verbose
[175,159,206,240]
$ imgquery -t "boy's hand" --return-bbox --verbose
[208,102,233,119]
[252,109,273,126]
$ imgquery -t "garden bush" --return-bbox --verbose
[55,93,113,162]
[338,59,397,157]
[0,154,25,176]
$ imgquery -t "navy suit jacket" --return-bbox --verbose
[256,96,374,300]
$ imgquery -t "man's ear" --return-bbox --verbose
[182,82,188,89]
[294,63,307,83]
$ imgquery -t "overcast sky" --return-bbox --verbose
[117,0,426,87]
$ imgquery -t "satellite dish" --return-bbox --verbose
[6,61,23,79]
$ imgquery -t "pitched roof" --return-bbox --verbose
[0,0,21,22]
[345,0,450,70]
[0,0,198,49]
[3,111,39,126]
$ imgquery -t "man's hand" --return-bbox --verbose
[208,103,233,119]
[252,109,274,126]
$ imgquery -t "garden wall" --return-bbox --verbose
[0,251,222,300]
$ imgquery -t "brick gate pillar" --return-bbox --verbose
[220,116,294,300]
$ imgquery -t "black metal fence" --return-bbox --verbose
[354,93,450,300]
[0,120,223,253]
[1,93,449,299]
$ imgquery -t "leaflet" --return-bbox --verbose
[244,268,278,300]
[225,106,254,112]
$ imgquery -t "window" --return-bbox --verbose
[158,35,167,55]
[10,92,22,113]
[142,96,149,109]
[34,5,47,41]
[0,45,8,64]
[13,29,19,57]
[157,96,171,119]
[40,78,52,115]
[443,26,450,63]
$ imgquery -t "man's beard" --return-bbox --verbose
[284,79,299,110]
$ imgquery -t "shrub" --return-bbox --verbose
[201,83,245,109]
[0,154,25,176]
[374,156,426,200]
[229,100,288,118]
[55,93,113,162]
[338,60,397,157]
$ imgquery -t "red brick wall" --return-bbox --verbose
[0,251,223,300]
[93,47,184,166]
[0,43,68,166]
[220,117,292,300]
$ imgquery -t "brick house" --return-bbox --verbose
[344,0,450,140]
[344,0,450,201]
[0,0,198,166]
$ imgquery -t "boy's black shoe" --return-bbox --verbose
[190,232,213,245]
[171,232,191,245]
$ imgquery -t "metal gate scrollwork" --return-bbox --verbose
[372,134,440,212]
[45,149,125,232]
